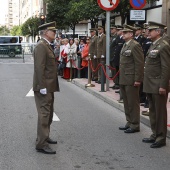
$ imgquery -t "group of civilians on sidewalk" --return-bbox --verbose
[33,20,170,154]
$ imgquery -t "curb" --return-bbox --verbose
[72,79,170,138]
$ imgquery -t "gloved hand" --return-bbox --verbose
[94,55,97,59]
[101,55,105,58]
[40,88,47,95]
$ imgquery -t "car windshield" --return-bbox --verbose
[0,37,18,44]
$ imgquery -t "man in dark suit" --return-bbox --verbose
[96,25,106,84]
[134,24,145,46]
[109,25,118,89]
[33,22,60,154]
[112,25,125,90]
[89,28,98,81]
[142,21,170,148]
[119,25,144,133]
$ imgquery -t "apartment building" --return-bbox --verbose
[19,0,44,24]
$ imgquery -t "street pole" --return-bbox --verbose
[106,11,110,91]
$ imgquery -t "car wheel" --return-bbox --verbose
[8,51,15,57]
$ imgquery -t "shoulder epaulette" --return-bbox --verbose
[162,40,169,46]
[133,40,138,44]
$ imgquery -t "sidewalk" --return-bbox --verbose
[71,78,170,137]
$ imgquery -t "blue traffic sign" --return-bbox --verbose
[130,0,146,10]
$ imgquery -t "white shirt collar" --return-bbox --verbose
[99,33,103,37]
[42,37,51,45]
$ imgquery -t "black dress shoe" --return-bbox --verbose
[144,104,149,108]
[115,90,120,93]
[112,85,119,89]
[142,138,155,143]
[119,126,129,130]
[92,78,98,81]
[95,80,101,84]
[124,128,140,133]
[47,138,57,144]
[150,142,166,148]
[36,146,56,154]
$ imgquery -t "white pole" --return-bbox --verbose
[106,11,110,91]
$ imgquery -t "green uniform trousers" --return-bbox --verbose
[147,93,168,143]
[34,92,54,149]
[120,85,140,130]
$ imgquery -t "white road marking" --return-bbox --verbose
[26,89,60,121]
[26,88,34,97]
[53,112,60,121]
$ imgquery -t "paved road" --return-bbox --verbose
[0,63,170,170]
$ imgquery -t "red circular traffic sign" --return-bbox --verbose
[130,0,146,10]
[97,0,120,11]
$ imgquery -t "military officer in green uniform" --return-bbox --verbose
[89,28,98,81]
[162,27,170,45]
[119,25,144,133]
[96,25,106,84]
[142,21,170,148]
[33,22,60,154]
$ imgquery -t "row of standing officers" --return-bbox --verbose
[88,21,170,149]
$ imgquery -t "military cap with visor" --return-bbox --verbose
[116,25,124,30]
[122,25,137,32]
[110,25,117,29]
[89,28,97,32]
[98,25,104,30]
[134,24,143,30]
[38,21,57,31]
[147,21,166,30]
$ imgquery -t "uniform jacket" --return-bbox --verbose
[119,39,144,85]
[113,36,125,67]
[33,38,59,92]
[143,38,170,94]
[142,38,152,58]
[89,35,98,58]
[97,33,106,58]
[110,34,118,61]
[162,34,170,45]
[134,35,145,46]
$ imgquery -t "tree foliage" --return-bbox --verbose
[46,0,70,29]
[21,17,40,41]
[0,26,10,36]
[47,0,158,29]
[47,0,103,30]
[10,26,22,36]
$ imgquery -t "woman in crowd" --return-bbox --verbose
[61,38,70,79]
[81,37,90,78]
[67,38,77,79]
[58,39,65,76]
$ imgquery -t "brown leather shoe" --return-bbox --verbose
[47,138,57,144]
[36,146,56,154]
